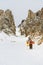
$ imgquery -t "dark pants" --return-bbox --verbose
[29,44,33,49]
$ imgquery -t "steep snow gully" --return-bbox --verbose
[0,28,43,65]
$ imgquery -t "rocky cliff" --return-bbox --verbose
[18,8,43,37]
[0,9,16,35]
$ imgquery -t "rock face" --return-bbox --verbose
[27,10,35,20]
[0,9,16,35]
[18,8,43,37]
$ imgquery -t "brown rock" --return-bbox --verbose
[27,10,35,20]
[0,9,16,35]
[19,8,43,38]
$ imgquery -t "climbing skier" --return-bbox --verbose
[26,37,35,49]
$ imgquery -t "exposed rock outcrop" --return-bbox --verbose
[0,9,16,35]
[27,10,35,20]
[18,8,43,37]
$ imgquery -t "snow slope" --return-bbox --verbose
[0,28,43,65]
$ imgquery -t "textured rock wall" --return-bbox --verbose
[0,9,16,35]
[19,8,43,37]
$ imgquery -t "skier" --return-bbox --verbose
[26,37,35,49]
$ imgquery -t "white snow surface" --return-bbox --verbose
[0,28,43,65]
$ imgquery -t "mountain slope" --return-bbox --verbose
[0,28,43,65]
